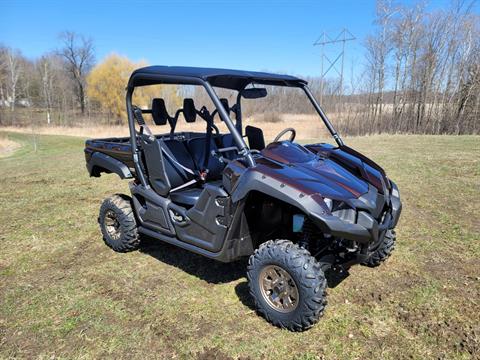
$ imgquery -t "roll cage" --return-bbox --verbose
[125,66,344,188]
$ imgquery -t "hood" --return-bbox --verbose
[257,142,370,200]
[305,143,390,195]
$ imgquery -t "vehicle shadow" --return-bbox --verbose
[139,236,248,285]
[140,236,349,312]
[234,281,256,310]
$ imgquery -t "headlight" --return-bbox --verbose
[391,182,400,198]
[323,197,333,211]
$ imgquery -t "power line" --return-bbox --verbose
[313,28,356,103]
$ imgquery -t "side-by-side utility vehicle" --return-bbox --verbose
[84,66,402,331]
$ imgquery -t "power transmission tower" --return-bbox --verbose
[313,28,356,104]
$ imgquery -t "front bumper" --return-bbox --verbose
[310,182,402,245]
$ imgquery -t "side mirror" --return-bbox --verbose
[241,88,267,99]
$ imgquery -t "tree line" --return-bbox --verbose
[0,31,96,126]
[234,0,479,135]
[0,32,181,127]
[0,0,478,135]
[359,0,479,135]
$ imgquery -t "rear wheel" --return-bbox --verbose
[247,240,327,331]
[98,194,140,252]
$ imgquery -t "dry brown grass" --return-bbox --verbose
[0,125,131,139]
[246,113,330,141]
[0,133,20,157]
[0,113,331,143]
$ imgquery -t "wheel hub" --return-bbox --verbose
[104,210,121,240]
[259,265,299,313]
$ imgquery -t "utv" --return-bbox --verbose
[85,66,402,331]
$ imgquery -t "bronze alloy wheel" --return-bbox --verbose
[104,209,121,240]
[258,265,299,313]
[247,240,327,331]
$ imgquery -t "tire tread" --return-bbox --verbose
[362,230,396,267]
[247,239,327,332]
[98,194,140,252]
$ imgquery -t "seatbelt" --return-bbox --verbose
[170,179,197,193]
[133,106,155,142]
[204,123,213,171]
[140,125,153,139]
[159,147,209,191]
[168,117,177,140]
[200,107,213,173]
[159,145,196,177]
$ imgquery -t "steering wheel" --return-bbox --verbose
[273,127,296,142]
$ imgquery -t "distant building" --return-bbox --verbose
[0,97,32,108]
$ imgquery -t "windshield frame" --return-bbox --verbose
[233,83,344,148]
[126,79,344,188]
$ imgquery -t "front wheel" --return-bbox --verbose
[361,229,396,267]
[247,240,327,331]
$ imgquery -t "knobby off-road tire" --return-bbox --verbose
[362,229,396,267]
[98,194,140,252]
[247,239,327,331]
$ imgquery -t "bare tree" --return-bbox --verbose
[347,0,480,136]
[0,46,7,111]
[38,55,56,124]
[2,48,22,111]
[58,31,94,115]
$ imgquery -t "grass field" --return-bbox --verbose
[0,131,479,359]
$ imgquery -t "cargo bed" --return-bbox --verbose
[84,132,208,179]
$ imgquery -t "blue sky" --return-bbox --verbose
[0,0,473,81]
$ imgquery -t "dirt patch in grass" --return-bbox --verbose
[194,347,231,360]
[396,307,479,357]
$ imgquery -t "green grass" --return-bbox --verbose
[0,132,479,359]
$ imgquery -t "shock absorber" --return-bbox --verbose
[299,218,316,251]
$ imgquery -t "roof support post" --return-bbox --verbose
[126,87,149,187]
[202,81,255,167]
[303,85,344,147]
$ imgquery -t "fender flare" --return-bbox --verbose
[231,170,372,243]
[231,169,326,216]
[87,152,133,179]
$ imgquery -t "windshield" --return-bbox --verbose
[234,85,338,146]
[130,82,339,152]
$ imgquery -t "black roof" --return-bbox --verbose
[128,66,307,90]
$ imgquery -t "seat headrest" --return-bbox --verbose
[151,98,170,125]
[220,98,230,116]
[246,125,265,151]
[183,98,196,123]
